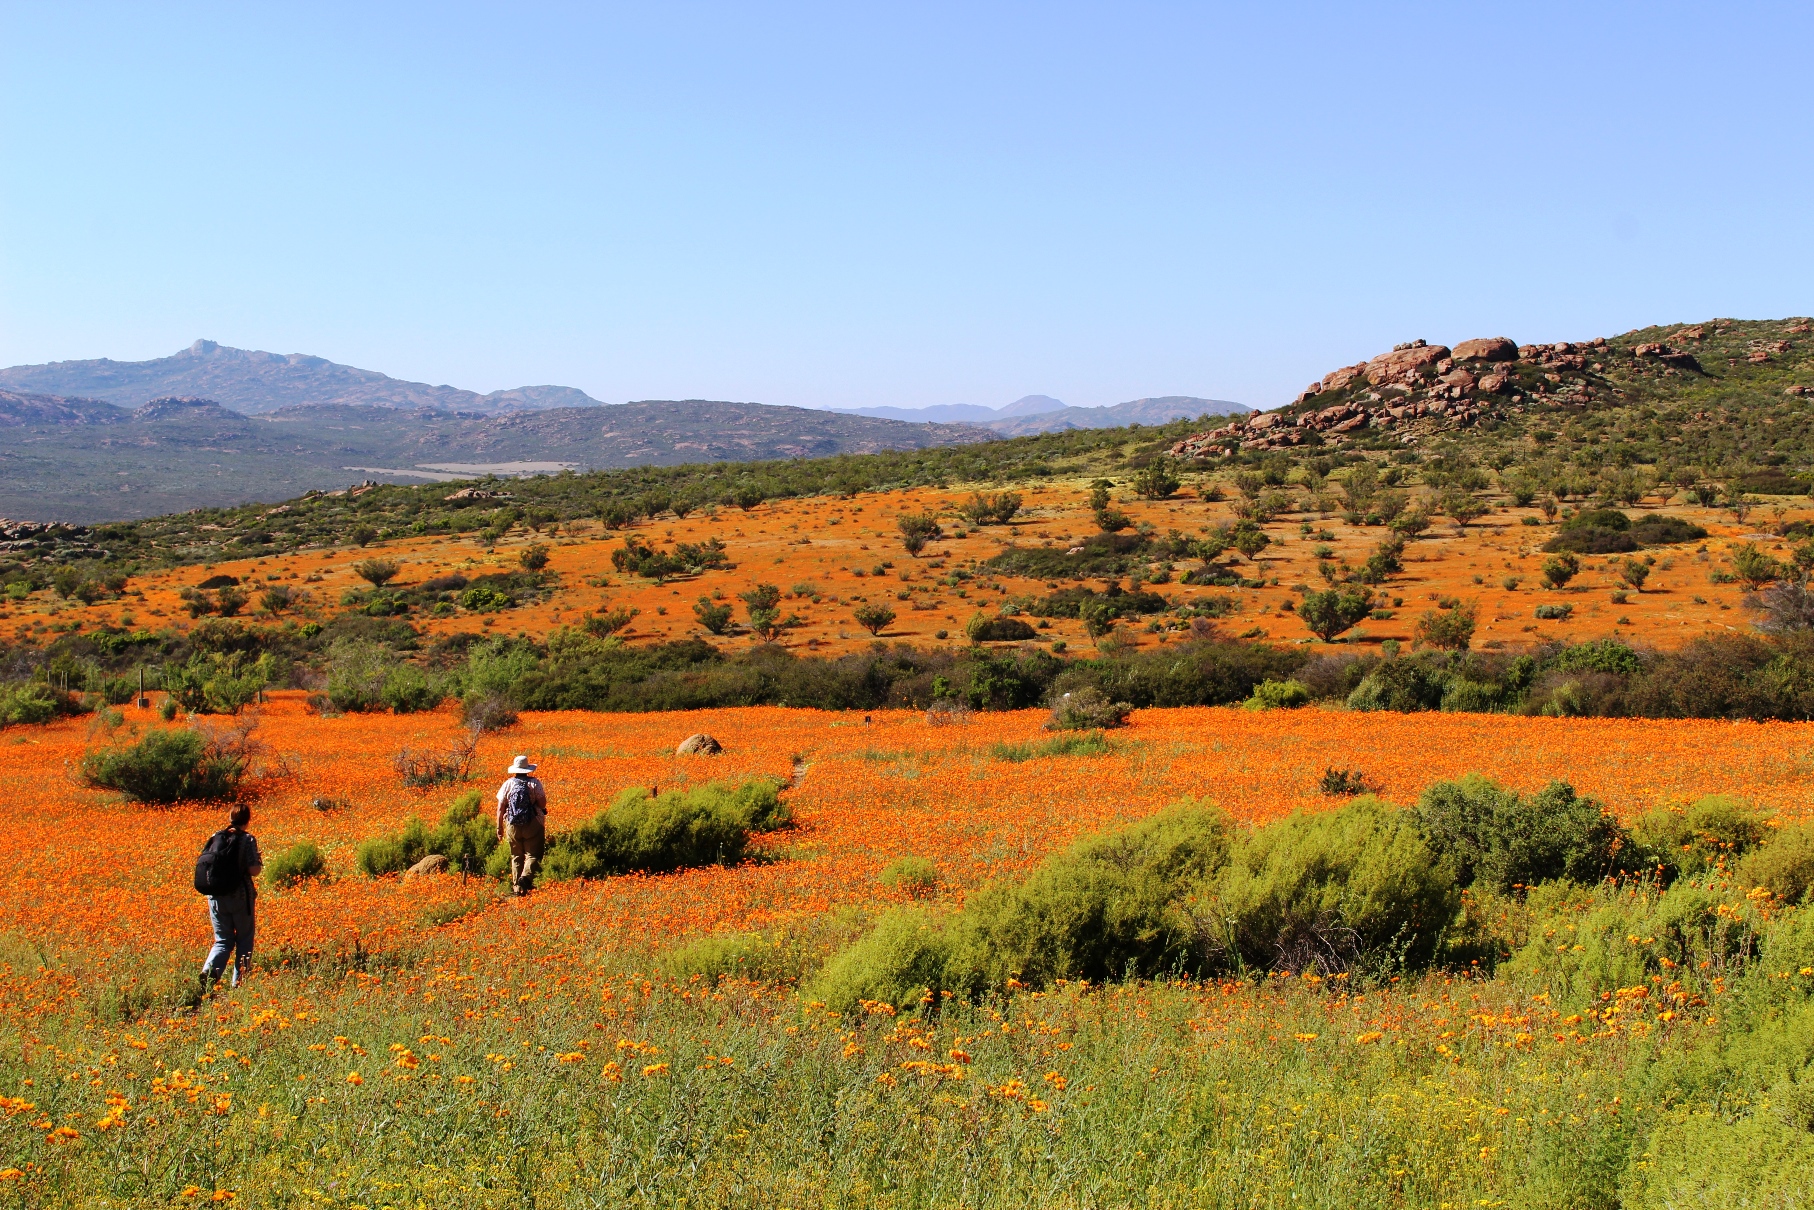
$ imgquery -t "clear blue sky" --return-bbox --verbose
[3,2,1810,411]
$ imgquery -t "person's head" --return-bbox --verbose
[228,804,251,829]
[507,755,537,779]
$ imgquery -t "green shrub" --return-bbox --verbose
[1413,776,1625,893]
[1201,798,1459,974]
[1046,686,1131,730]
[1243,678,1310,710]
[1509,879,1764,1005]
[81,727,245,803]
[1346,657,1447,712]
[806,907,959,1012]
[1298,587,1373,641]
[879,856,941,898]
[540,780,789,883]
[1553,639,1642,676]
[356,790,500,877]
[1438,678,1500,713]
[1631,795,1770,879]
[1534,603,1574,620]
[356,817,430,877]
[265,840,327,888]
[1630,514,1708,545]
[380,664,443,714]
[0,681,57,726]
[1736,822,1814,904]
[661,932,807,985]
[956,805,1232,993]
[990,732,1111,762]
[966,614,1037,643]
[811,805,1233,1011]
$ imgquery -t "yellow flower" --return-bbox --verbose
[641,1063,669,1077]
[345,1072,363,1086]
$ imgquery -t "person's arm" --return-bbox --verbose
[495,782,507,836]
[244,836,263,879]
[534,779,548,820]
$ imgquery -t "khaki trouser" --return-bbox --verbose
[505,818,545,894]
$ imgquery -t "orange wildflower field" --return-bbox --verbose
[2,700,1810,1205]
[5,481,1800,658]
[7,695,1807,982]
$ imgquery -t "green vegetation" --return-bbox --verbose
[538,780,790,882]
[79,726,246,802]
[264,840,327,888]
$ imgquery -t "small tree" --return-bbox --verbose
[260,585,294,616]
[1087,481,1114,512]
[741,583,793,641]
[694,597,733,635]
[214,586,248,618]
[853,603,896,635]
[1095,507,1132,533]
[1726,491,1756,526]
[1539,496,1560,523]
[898,512,942,556]
[1541,553,1580,590]
[1415,600,1477,651]
[1732,542,1785,589]
[1298,588,1373,642]
[960,492,1023,526]
[1442,490,1487,529]
[1620,559,1650,592]
[519,543,550,571]
[352,559,401,588]
[1134,457,1182,500]
[1230,521,1270,562]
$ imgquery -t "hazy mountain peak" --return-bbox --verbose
[998,394,1067,416]
[0,342,610,417]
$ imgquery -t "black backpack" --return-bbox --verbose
[194,829,244,897]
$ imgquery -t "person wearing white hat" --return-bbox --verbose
[495,755,547,896]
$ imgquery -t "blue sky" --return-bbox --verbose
[2,2,1810,411]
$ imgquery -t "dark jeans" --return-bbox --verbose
[202,893,255,987]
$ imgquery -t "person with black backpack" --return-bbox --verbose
[195,804,263,989]
[495,755,547,896]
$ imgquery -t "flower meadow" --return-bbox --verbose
[2,698,1812,1206]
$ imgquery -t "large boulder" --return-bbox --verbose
[403,854,449,880]
[676,733,723,755]
[1320,363,1369,393]
[1452,337,1517,362]
[1365,344,1450,385]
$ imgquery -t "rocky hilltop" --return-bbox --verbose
[1171,318,1813,458]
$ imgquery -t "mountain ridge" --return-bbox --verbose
[0,339,611,417]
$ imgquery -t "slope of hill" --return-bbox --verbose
[838,393,1247,433]
[0,339,609,415]
[1171,318,1814,466]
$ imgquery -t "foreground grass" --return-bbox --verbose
[3,936,1807,1209]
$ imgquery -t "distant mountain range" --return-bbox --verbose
[0,339,607,416]
[0,389,991,522]
[833,393,1248,434]
[0,342,1247,522]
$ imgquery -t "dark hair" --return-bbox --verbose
[229,805,251,828]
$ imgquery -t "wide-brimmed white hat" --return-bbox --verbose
[506,755,537,775]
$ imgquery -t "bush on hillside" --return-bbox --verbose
[1630,514,1708,545]
[878,856,941,898]
[1243,678,1310,710]
[1200,798,1460,974]
[1046,686,1132,731]
[357,789,499,877]
[1413,776,1625,892]
[1630,796,1770,879]
[81,727,245,803]
[265,840,327,888]
[1346,657,1448,712]
[539,780,789,882]
[1736,822,1814,905]
[808,805,1232,1011]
